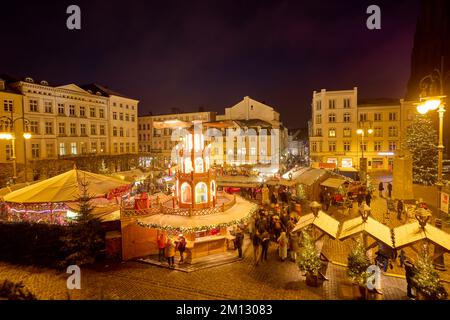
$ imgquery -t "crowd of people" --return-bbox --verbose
[157,233,187,268]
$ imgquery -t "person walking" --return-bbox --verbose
[289,231,300,262]
[165,237,176,268]
[365,191,372,207]
[176,234,187,263]
[235,229,244,258]
[252,231,262,266]
[157,233,166,262]
[357,190,364,207]
[404,260,417,299]
[261,230,270,261]
[378,182,384,198]
[387,182,393,198]
[397,200,404,221]
[277,232,288,261]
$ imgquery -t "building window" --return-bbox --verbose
[374,141,382,151]
[113,143,118,153]
[343,113,351,123]
[120,143,124,153]
[90,107,96,118]
[100,125,105,135]
[195,182,208,204]
[119,113,124,121]
[46,143,54,158]
[315,114,322,124]
[113,112,117,120]
[100,142,106,153]
[389,112,397,121]
[58,103,65,115]
[5,145,12,160]
[374,113,382,121]
[328,99,336,109]
[311,142,317,152]
[113,127,117,136]
[80,142,87,154]
[119,127,124,137]
[70,123,77,136]
[99,109,104,118]
[125,114,129,121]
[316,100,322,111]
[45,122,53,135]
[125,143,129,153]
[132,143,136,153]
[29,99,38,112]
[328,141,336,152]
[91,142,97,153]
[131,115,135,122]
[181,183,192,203]
[3,100,13,112]
[343,128,352,137]
[343,141,351,152]
[80,124,87,136]
[69,105,76,116]
[80,106,86,117]
[44,101,52,113]
[31,144,40,158]
[58,123,66,135]
[59,143,66,155]
[90,124,96,135]
[388,126,398,137]
[328,128,336,137]
[389,141,397,151]
[30,121,39,134]
[315,128,322,137]
[343,98,351,108]
[359,113,368,122]
[328,113,336,123]
[71,142,77,155]
[360,142,367,152]
[374,127,383,137]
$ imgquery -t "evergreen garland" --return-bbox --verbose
[404,114,438,185]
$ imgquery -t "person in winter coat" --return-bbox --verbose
[157,233,166,262]
[261,230,270,261]
[365,192,372,207]
[289,231,300,262]
[277,232,288,261]
[387,182,393,198]
[235,230,244,258]
[165,237,176,268]
[252,232,262,266]
[378,182,384,197]
[176,234,187,263]
[397,200,404,220]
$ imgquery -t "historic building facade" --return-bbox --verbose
[309,88,417,171]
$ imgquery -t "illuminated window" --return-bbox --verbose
[184,158,192,173]
[195,157,204,173]
[195,182,208,204]
[328,128,336,137]
[70,142,77,155]
[181,183,191,203]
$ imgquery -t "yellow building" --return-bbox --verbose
[309,88,418,171]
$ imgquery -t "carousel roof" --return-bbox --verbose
[292,210,340,239]
[137,195,258,232]
[339,216,394,248]
[2,169,129,204]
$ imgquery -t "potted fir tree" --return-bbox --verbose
[347,239,371,299]
[298,230,322,287]
[411,249,448,300]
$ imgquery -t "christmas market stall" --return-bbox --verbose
[0,168,130,225]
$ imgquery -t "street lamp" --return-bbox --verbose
[0,116,32,184]
[356,126,373,184]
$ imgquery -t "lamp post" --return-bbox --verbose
[356,126,373,185]
[0,116,32,184]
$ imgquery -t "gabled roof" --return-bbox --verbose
[80,83,138,100]
[339,216,394,248]
[393,222,450,251]
[292,211,340,239]
[56,83,92,95]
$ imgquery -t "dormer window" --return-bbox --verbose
[40,80,48,86]
[96,91,101,96]
[25,77,34,83]
[87,90,93,94]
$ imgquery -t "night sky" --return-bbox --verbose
[0,0,420,128]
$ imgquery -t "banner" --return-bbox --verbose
[441,192,449,214]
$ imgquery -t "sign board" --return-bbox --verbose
[441,192,449,214]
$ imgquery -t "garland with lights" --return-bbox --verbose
[136,204,258,233]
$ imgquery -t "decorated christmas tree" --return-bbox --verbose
[411,248,448,300]
[347,238,371,286]
[404,114,438,185]
[298,229,322,276]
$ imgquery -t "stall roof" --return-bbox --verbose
[217,176,263,188]
[292,210,340,239]
[393,222,450,251]
[320,178,347,189]
[3,169,129,203]
[339,216,394,248]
